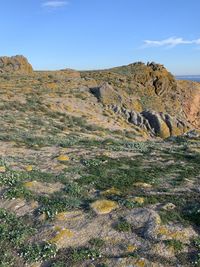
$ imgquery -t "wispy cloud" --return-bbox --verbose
[143,37,200,48]
[42,1,68,8]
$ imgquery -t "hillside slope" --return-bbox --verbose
[0,56,200,267]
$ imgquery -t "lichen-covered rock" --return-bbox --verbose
[0,166,6,173]
[131,197,145,204]
[49,226,74,248]
[57,155,70,161]
[25,165,33,172]
[156,224,197,243]
[0,55,33,74]
[101,187,121,196]
[91,199,119,214]
[31,205,198,264]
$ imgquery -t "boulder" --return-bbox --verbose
[141,110,171,138]
[0,55,33,74]
[90,82,122,105]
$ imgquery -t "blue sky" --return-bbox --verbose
[1,0,200,74]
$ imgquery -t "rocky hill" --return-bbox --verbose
[81,62,200,137]
[0,56,200,267]
[0,55,33,74]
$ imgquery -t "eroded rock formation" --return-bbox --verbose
[110,105,189,138]
[0,55,33,74]
[86,62,199,136]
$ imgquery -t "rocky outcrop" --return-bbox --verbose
[86,62,182,115]
[90,82,122,105]
[141,110,189,138]
[0,55,33,74]
[147,62,177,96]
[110,105,190,138]
[86,62,199,135]
[104,61,177,96]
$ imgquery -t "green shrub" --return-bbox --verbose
[89,238,105,249]
[0,171,22,186]
[114,218,132,232]
[3,185,33,200]
[183,203,200,226]
[0,208,35,247]
[164,239,184,252]
[37,195,82,219]
[70,247,101,262]
[20,242,57,263]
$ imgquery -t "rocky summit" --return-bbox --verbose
[0,56,200,267]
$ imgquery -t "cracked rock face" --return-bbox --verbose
[0,55,33,74]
